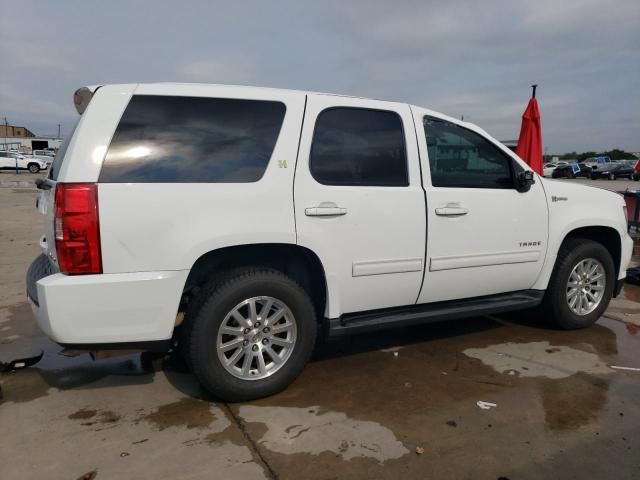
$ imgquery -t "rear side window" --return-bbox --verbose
[310,107,408,187]
[424,116,513,189]
[100,95,286,183]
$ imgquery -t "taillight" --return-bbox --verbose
[54,183,102,275]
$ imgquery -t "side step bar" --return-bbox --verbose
[327,290,545,337]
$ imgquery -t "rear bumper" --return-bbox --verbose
[27,256,188,344]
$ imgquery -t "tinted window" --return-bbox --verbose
[424,117,513,188]
[100,95,286,183]
[310,107,408,186]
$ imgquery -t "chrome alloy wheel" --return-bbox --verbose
[216,296,297,380]
[566,258,606,316]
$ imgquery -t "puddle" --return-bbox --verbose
[238,405,408,463]
[141,397,230,432]
[68,408,121,425]
[598,317,640,365]
[463,341,612,379]
[622,284,640,303]
[540,374,609,431]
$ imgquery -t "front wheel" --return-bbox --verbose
[184,268,317,402]
[609,173,616,180]
[541,238,614,329]
[28,163,40,173]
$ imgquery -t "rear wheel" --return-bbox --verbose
[28,163,40,173]
[609,173,616,180]
[541,238,614,329]
[185,268,317,401]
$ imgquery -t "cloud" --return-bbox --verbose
[181,57,257,84]
[1,0,638,151]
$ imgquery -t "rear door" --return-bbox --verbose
[413,110,549,303]
[294,95,426,318]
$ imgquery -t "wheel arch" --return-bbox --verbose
[534,224,624,291]
[562,226,622,278]
[181,243,329,320]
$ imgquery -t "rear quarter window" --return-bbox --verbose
[49,120,78,180]
[99,95,286,183]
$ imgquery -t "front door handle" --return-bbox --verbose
[305,202,347,217]
[435,204,468,217]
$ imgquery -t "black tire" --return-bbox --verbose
[540,238,615,329]
[185,268,317,402]
[28,163,40,173]
[609,173,616,180]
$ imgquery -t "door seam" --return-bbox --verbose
[292,95,308,245]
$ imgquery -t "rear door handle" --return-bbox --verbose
[305,202,347,217]
[435,204,468,216]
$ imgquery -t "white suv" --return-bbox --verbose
[27,83,633,401]
[0,151,48,173]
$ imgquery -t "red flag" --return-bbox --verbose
[515,97,543,175]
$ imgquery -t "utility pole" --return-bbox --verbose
[4,117,18,175]
[57,123,61,138]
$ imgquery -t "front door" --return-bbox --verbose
[294,95,427,318]
[413,110,549,303]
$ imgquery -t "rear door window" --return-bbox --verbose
[309,107,408,187]
[99,95,286,183]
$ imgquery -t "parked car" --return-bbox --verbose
[591,162,635,180]
[29,153,54,166]
[31,150,55,166]
[543,161,569,177]
[26,83,633,401]
[0,151,48,173]
[552,163,592,178]
[582,156,611,168]
[33,149,56,157]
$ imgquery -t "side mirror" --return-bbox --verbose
[516,170,535,193]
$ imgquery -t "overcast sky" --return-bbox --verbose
[2,0,638,153]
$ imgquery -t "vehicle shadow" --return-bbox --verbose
[312,314,502,362]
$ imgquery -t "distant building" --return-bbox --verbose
[0,124,35,138]
[0,123,62,152]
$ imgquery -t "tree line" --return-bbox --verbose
[545,149,638,162]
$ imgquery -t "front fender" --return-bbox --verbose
[532,179,630,290]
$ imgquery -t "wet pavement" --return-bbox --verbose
[1,188,640,479]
